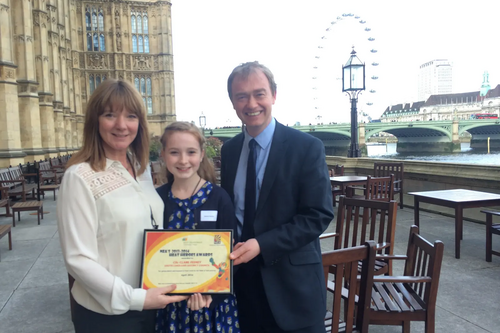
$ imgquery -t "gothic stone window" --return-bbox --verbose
[131,9,149,53]
[86,6,105,52]
[135,75,153,114]
[89,73,107,95]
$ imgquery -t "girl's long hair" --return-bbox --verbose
[160,122,216,184]
[66,79,150,175]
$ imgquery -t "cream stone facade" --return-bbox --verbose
[381,85,500,123]
[0,0,176,167]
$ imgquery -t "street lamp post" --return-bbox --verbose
[199,112,206,136]
[342,48,365,158]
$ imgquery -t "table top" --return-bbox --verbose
[12,201,43,208]
[408,189,500,203]
[330,176,367,183]
[40,185,60,190]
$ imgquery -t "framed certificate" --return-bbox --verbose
[139,229,233,295]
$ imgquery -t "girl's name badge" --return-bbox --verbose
[201,210,218,221]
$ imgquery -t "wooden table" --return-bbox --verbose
[0,224,12,251]
[39,184,60,201]
[330,176,367,196]
[409,189,500,259]
[11,201,44,227]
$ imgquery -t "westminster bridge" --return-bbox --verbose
[205,119,500,155]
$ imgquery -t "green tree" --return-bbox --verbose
[149,135,162,161]
[205,137,223,159]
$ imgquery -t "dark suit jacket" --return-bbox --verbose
[221,121,334,331]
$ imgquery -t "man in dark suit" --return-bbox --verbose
[222,61,334,333]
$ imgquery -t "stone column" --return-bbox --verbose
[64,110,71,151]
[359,122,367,156]
[451,119,461,152]
[155,2,175,131]
[12,0,45,161]
[58,0,71,151]
[33,0,57,156]
[0,0,25,167]
[76,113,84,147]
[47,2,65,152]
[61,50,72,150]
[72,0,84,147]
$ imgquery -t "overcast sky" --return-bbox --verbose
[170,0,500,128]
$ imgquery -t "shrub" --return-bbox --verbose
[205,137,222,158]
[149,135,162,161]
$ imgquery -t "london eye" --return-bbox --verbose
[312,14,382,124]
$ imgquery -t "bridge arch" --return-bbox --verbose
[365,123,452,141]
[458,122,500,136]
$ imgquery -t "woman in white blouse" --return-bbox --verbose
[57,79,187,333]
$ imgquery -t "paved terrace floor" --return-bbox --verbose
[0,196,499,333]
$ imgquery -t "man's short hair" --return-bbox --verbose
[227,61,277,100]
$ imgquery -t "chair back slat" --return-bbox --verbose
[329,164,345,177]
[8,167,23,181]
[0,169,14,188]
[335,196,398,275]
[403,226,444,304]
[365,174,394,202]
[323,241,376,333]
[374,162,404,208]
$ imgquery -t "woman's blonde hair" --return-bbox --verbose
[160,121,216,184]
[66,79,150,175]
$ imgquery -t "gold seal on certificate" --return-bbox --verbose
[140,229,233,295]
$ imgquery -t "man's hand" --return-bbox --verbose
[229,238,260,265]
[187,293,212,310]
[143,284,188,310]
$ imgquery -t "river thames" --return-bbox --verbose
[367,143,500,166]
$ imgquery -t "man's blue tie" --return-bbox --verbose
[242,139,256,242]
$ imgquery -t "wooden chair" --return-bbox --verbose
[329,164,345,207]
[369,225,444,333]
[323,241,376,333]
[0,224,13,261]
[0,167,38,202]
[49,157,65,171]
[481,210,500,262]
[60,154,71,166]
[374,162,404,209]
[0,186,12,217]
[329,164,345,177]
[38,160,63,184]
[332,196,398,276]
[348,174,394,202]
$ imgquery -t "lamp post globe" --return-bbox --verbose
[199,112,206,136]
[342,47,365,157]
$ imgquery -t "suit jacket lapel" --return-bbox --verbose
[225,134,244,200]
[256,122,287,214]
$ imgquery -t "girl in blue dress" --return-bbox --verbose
[155,122,240,333]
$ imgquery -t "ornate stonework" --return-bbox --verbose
[134,55,152,70]
[87,54,107,69]
[0,0,176,166]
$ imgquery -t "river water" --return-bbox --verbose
[367,143,500,166]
